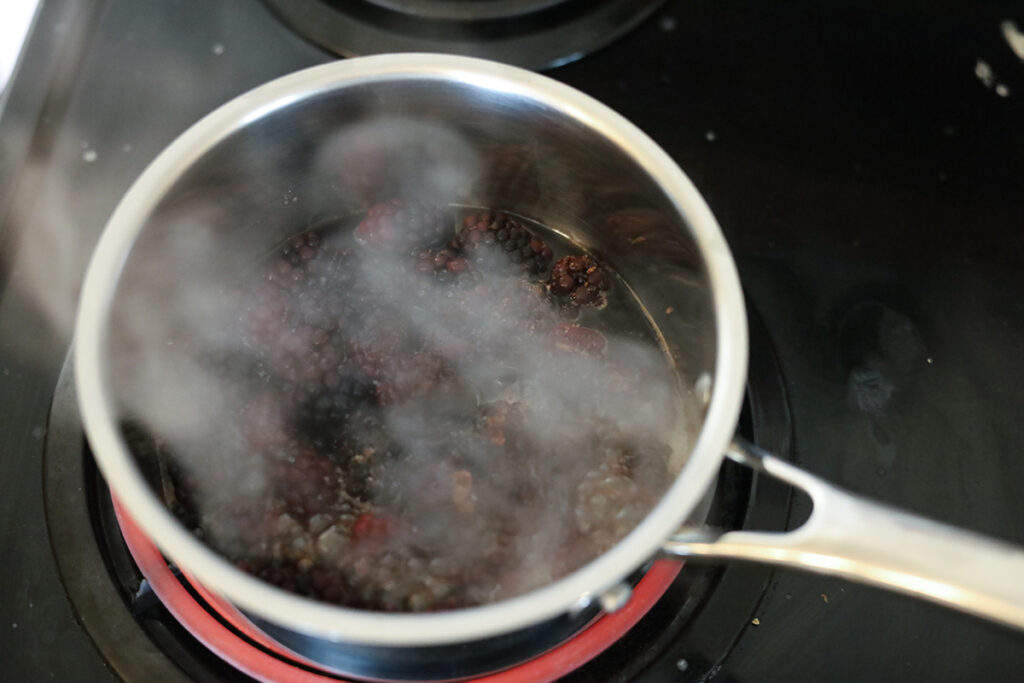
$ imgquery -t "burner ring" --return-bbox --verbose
[261,0,667,70]
[361,0,569,21]
[114,495,681,682]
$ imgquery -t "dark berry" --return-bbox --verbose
[280,231,322,268]
[549,253,609,307]
[294,368,375,434]
[274,449,338,518]
[417,246,470,281]
[455,210,552,279]
[351,513,402,543]
[375,352,447,406]
[356,200,450,250]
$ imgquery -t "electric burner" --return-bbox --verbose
[260,0,666,69]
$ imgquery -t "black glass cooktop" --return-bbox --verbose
[2,0,1023,680]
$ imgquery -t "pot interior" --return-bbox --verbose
[94,60,722,628]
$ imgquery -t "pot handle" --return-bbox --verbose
[661,438,1024,630]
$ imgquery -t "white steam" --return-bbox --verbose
[97,118,692,609]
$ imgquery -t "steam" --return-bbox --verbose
[100,118,690,609]
[110,205,274,517]
[320,117,480,205]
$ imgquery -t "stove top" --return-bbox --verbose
[2,0,1023,680]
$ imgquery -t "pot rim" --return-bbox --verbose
[73,53,748,646]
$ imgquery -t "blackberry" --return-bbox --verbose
[350,512,403,544]
[348,312,414,367]
[374,352,448,406]
[456,210,553,279]
[355,200,450,250]
[298,250,366,330]
[266,256,307,292]
[342,408,397,458]
[415,246,470,281]
[272,448,339,519]
[549,254,609,306]
[474,401,536,459]
[281,231,322,266]
[293,368,375,440]
[502,277,552,317]
[241,392,289,450]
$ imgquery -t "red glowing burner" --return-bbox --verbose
[113,497,681,682]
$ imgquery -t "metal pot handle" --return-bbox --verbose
[661,438,1024,630]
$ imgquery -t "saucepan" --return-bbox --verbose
[73,54,1024,680]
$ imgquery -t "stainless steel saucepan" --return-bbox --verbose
[74,54,1024,678]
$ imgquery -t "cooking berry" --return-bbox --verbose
[356,200,450,250]
[242,393,289,449]
[374,352,447,406]
[549,253,609,307]
[552,273,574,294]
[572,286,598,305]
[456,210,552,279]
[294,368,375,435]
[446,257,469,273]
[416,246,472,281]
[280,232,322,267]
[351,513,401,543]
[273,449,339,518]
